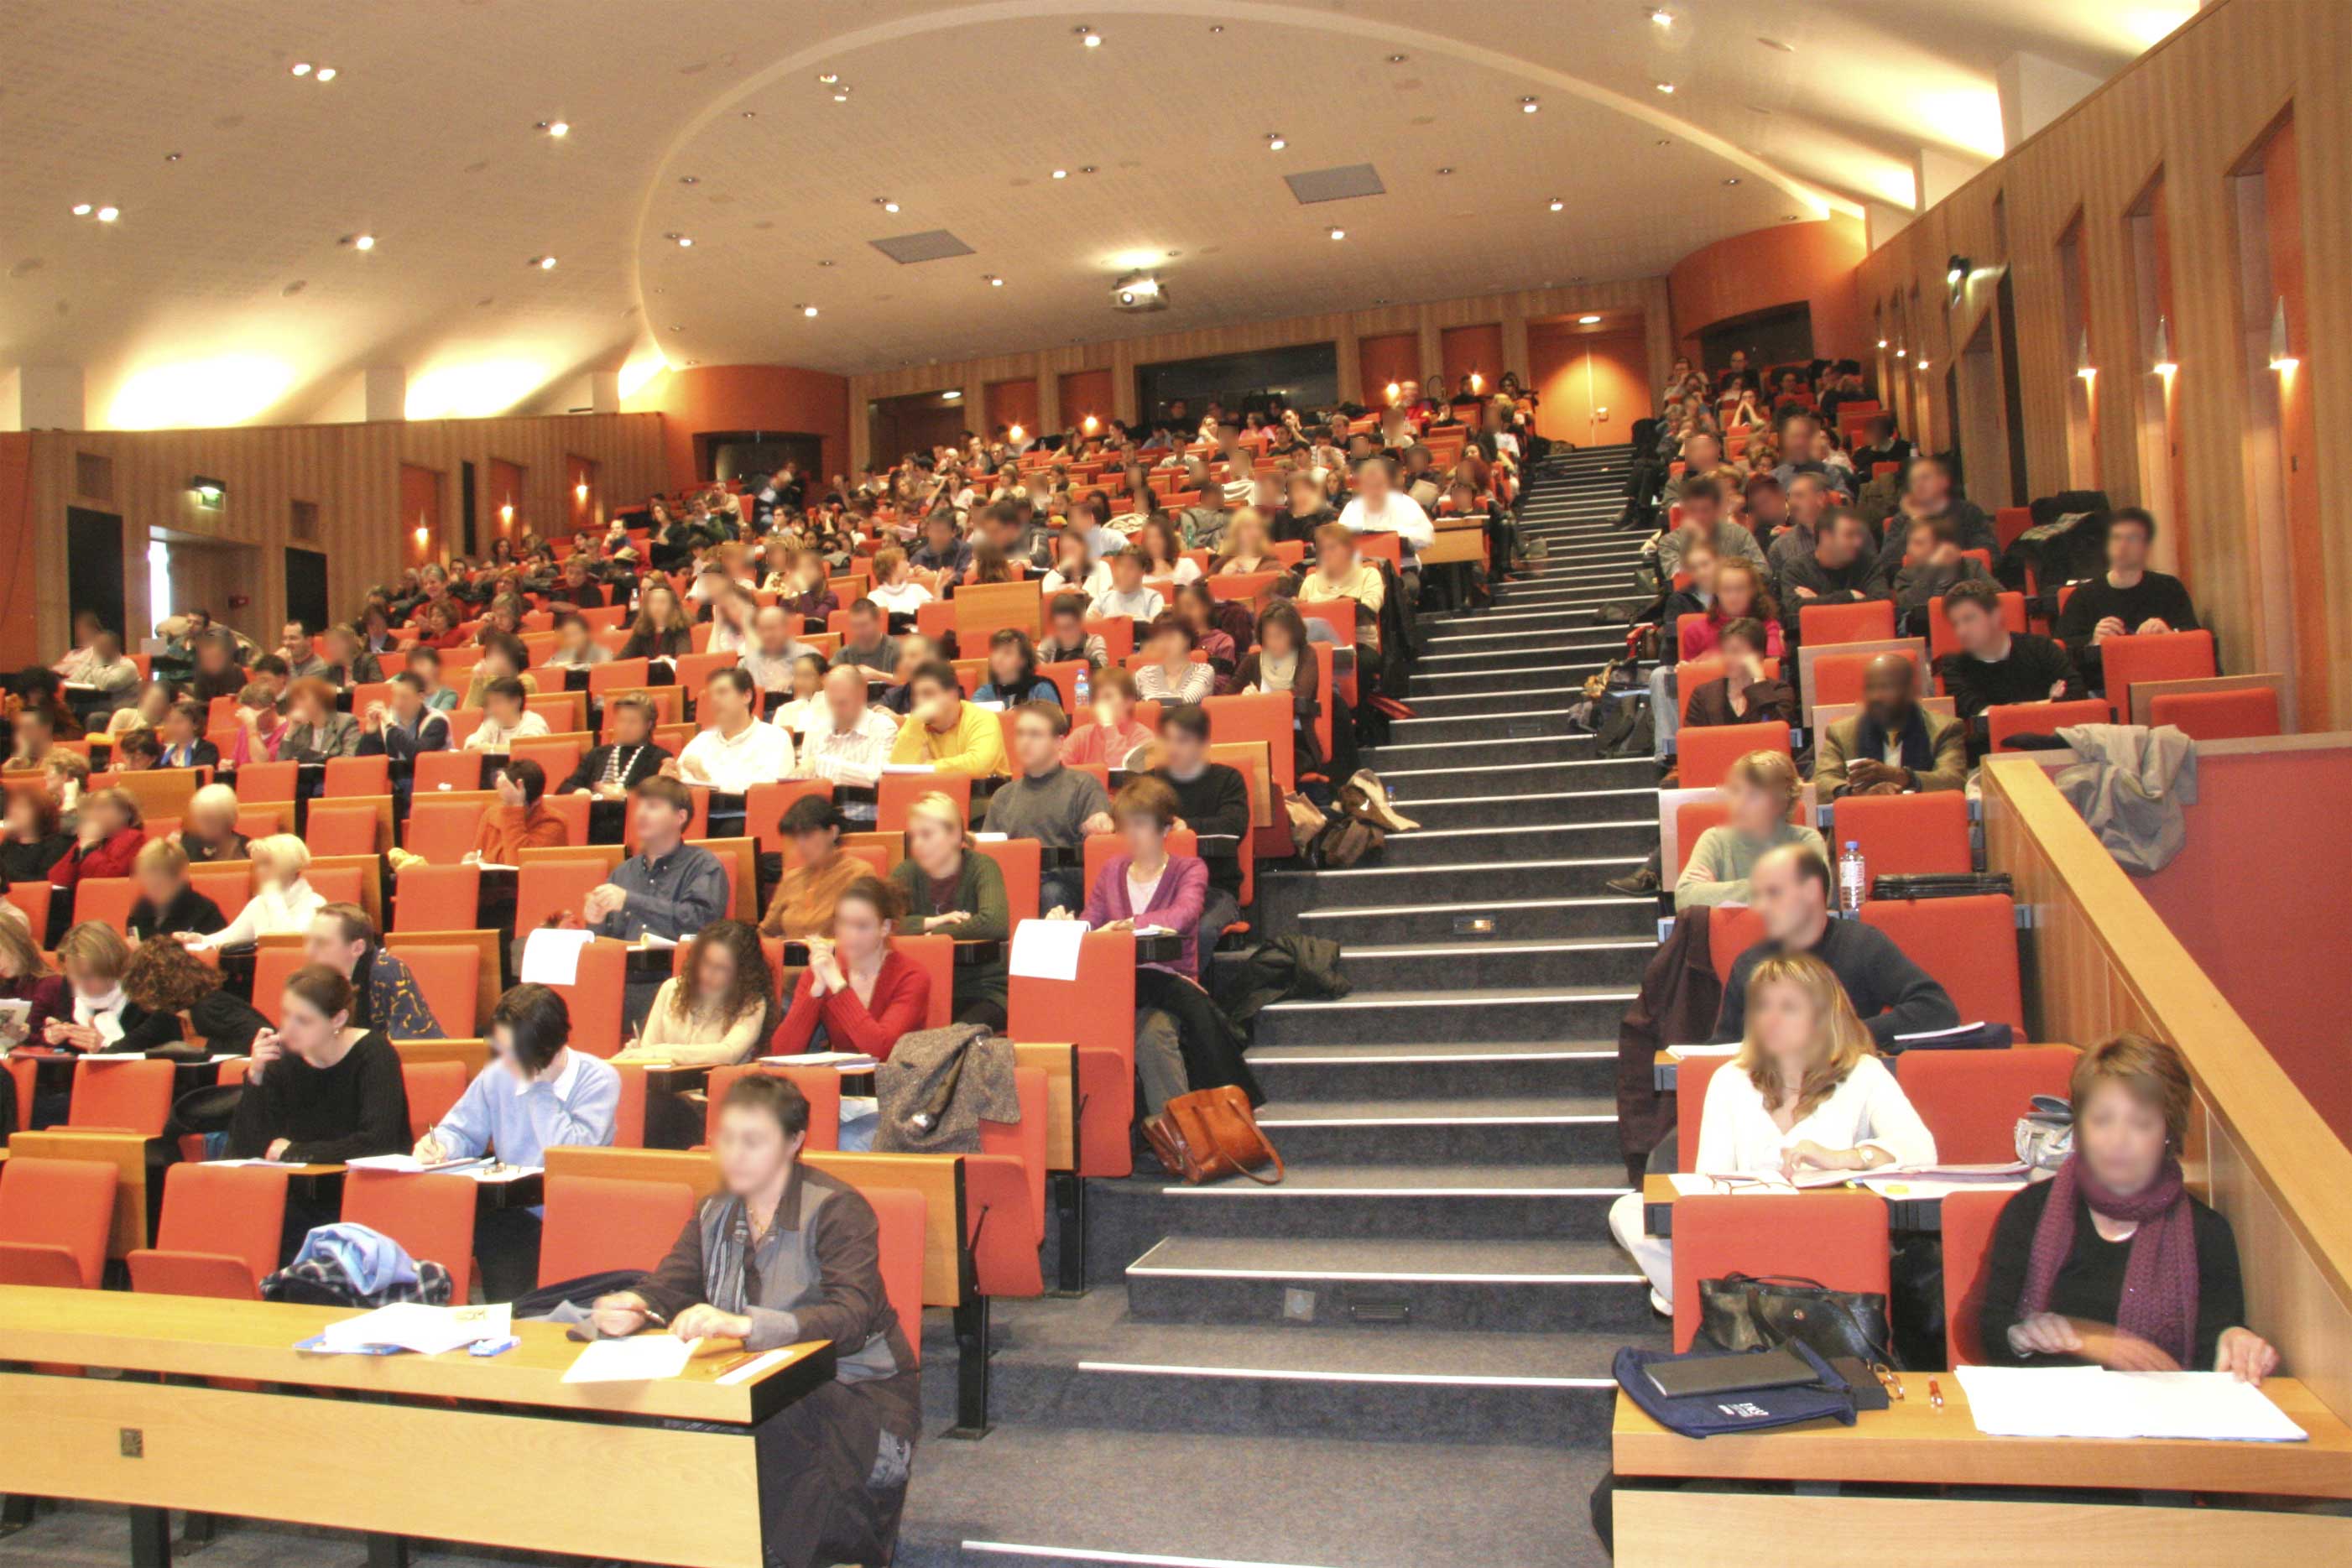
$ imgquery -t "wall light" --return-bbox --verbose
[189,476,227,508]
[1008,424,1025,443]
[2268,297,2297,372]
[2075,328,2096,381]
[941,388,962,401]
[1876,338,1889,350]
[575,482,590,503]
[2151,315,2177,378]
[1468,372,1484,393]
[96,206,120,222]
[499,503,514,524]
[1328,227,1345,241]
[1385,381,1402,405]
[1578,314,1602,325]
[414,523,430,545]
[1082,415,1099,435]
[1520,97,1540,113]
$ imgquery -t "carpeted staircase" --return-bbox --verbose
[902,446,1668,1567]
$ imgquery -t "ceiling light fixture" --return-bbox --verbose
[290,62,310,76]
[1548,198,1564,211]
[679,175,698,185]
[801,304,819,317]
[1437,166,1454,175]
[314,66,336,82]
[164,152,181,163]
[816,259,835,268]
[1266,134,1286,151]
[96,206,119,222]
[534,255,556,269]
[1051,169,1068,180]
[1075,24,1101,46]
[1079,165,1097,174]
[1723,177,1741,185]
[941,388,962,400]
[817,72,838,84]
[1654,81,1676,95]
[2268,297,2297,372]
[2076,328,2096,380]
[70,202,91,216]
[352,234,375,251]
[1520,96,1540,113]
[1649,8,1675,25]
[1578,314,1602,324]
[985,275,1004,287]
[546,120,570,138]
[1329,227,1346,240]
[1758,36,1796,53]
[1388,54,1408,64]
[876,197,899,211]
[675,236,693,247]
[1877,339,1890,349]
[832,87,851,102]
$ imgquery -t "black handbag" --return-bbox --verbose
[1697,1271,1895,1367]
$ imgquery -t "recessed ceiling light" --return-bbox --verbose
[1656,138,1673,147]
[985,275,1004,287]
[1437,166,1454,175]
[1079,165,1097,174]
[1266,134,1286,151]
[816,259,836,268]
[352,234,375,251]
[535,255,556,269]
[290,62,311,76]
[1548,198,1564,211]
[1877,339,1890,349]
[679,175,698,185]
[817,72,838,84]
[1051,169,1068,180]
[313,67,336,82]
[801,304,819,317]
[1723,176,1741,185]
[70,203,91,216]
[1784,213,1801,221]
[164,152,181,163]
[942,388,962,400]
[1520,96,1539,113]
[1654,81,1676,95]
[1651,8,1675,26]
[546,120,570,138]
[675,236,693,247]
[1757,36,1795,53]
[1209,23,1224,33]
[740,110,756,119]
[1578,314,1602,324]
[1328,227,1346,241]
[1075,25,1101,46]
[832,87,851,102]
[95,206,119,222]
[1388,54,1408,64]
[876,197,899,212]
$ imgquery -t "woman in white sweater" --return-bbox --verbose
[1607,951,1936,1310]
[179,835,327,951]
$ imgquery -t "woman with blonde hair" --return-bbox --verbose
[0,914,64,1044]
[181,834,323,951]
[1606,953,1934,1310]
[889,790,1010,1028]
[1211,511,1280,576]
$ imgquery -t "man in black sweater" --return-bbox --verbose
[2052,508,2199,680]
[1935,579,2089,753]
[1147,706,1252,969]
[1776,507,1888,644]
[1709,847,1959,1048]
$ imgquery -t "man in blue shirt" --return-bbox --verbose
[585,774,731,1028]
[414,982,619,1300]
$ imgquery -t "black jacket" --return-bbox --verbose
[1712,916,1958,1050]
[559,741,672,795]
[355,710,451,764]
[128,886,227,942]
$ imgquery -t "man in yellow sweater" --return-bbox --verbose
[889,660,1009,777]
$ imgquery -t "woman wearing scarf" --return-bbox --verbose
[1978,1034,2277,1381]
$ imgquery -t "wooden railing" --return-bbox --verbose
[1981,753,2352,1422]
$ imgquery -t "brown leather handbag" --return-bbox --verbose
[1143,1085,1286,1185]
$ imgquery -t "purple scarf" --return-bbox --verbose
[2020,1153,2198,1367]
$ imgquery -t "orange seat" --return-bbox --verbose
[341,1167,476,1302]
[707,1064,842,1151]
[401,797,491,865]
[1940,1188,2014,1367]
[1926,591,2026,659]
[975,840,1042,924]
[745,780,835,858]
[1675,1055,1733,1171]
[978,1065,1049,1248]
[128,1163,290,1299]
[187,863,253,928]
[305,799,383,857]
[611,1062,647,1148]
[1797,600,1895,647]
[879,773,970,832]
[321,756,391,799]
[888,933,955,1030]
[1860,893,2025,1034]
[68,878,137,936]
[1706,904,1766,990]
[249,947,305,1025]
[2099,629,2215,710]
[1898,1046,2077,1164]
[1201,691,1298,856]
[402,1060,468,1141]
[0,1156,118,1289]
[387,944,480,1036]
[1083,617,1136,663]
[864,1187,926,1367]
[412,750,483,797]
[1671,1190,1890,1352]
[3,881,52,937]
[69,1057,175,1135]
[1830,792,1972,878]
[508,735,584,789]
[1986,698,2111,753]
[586,658,654,695]
[1671,800,1728,880]
[1993,507,2033,552]
[392,863,481,933]
[1008,929,1137,1178]
[1675,721,1791,789]
[514,859,608,935]
[1808,651,1891,713]
[535,1174,696,1288]
[540,940,630,1057]
[236,761,300,804]
[2148,686,2279,742]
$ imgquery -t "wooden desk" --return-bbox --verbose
[1612,1373,2352,1564]
[0,1285,832,1567]
[1640,1173,1981,1236]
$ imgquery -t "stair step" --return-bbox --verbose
[1329,935,1651,988]
[1292,893,1653,943]
[1409,661,1612,694]
[1254,1092,1619,1164]
[1374,756,1656,796]
[1254,986,1636,1045]
[1250,1040,1619,1102]
[1262,857,1645,909]
[1374,786,1653,829]
[1371,820,1653,866]
[1126,1234,1649,1334]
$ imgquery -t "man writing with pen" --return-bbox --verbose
[587,1074,920,1568]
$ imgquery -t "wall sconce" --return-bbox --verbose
[1468,371,1484,394]
[1946,254,1971,303]
[1007,424,1025,443]
[1917,359,1932,372]
[2268,296,2298,372]
[499,502,514,524]
[1385,381,1401,405]
[1876,338,1889,350]
[1894,346,1906,359]
[189,475,226,510]
[2075,329,2096,382]
[574,482,589,503]
[413,521,430,545]
[2151,315,2177,378]
[1082,414,1099,435]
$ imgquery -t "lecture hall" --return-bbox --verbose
[0,1,2348,1564]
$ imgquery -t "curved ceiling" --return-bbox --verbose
[0,0,2191,429]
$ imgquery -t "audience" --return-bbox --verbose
[770,877,930,1060]
[1812,654,1967,796]
[1776,507,1887,643]
[2052,508,2200,680]
[1680,618,1795,732]
[227,963,409,1164]
[302,904,446,1039]
[126,839,227,942]
[984,703,1114,911]
[120,936,269,1055]
[1710,846,1959,1047]
[561,693,670,798]
[178,783,250,864]
[466,676,549,754]
[1935,580,2088,753]
[889,791,1012,1029]
[588,777,731,1025]
[1147,706,1251,970]
[887,660,1009,776]
[1672,751,1824,911]
[469,758,568,862]
[760,795,867,940]
[675,669,795,790]
[49,784,144,888]
[636,919,776,1068]
[185,835,325,951]
[794,667,900,811]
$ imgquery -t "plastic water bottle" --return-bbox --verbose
[1838,840,1868,915]
[1073,665,1091,710]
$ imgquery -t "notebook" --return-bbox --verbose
[1954,1366,2308,1443]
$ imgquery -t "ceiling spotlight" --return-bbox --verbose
[817,71,838,84]
[1896,346,1907,359]
[679,175,698,185]
[740,110,756,118]
[832,87,851,102]
[96,206,119,222]
[1723,177,1742,185]
[1328,227,1346,241]
[1388,54,1408,64]
[1075,25,1102,46]
[1266,134,1286,151]
[1209,24,1223,33]
[675,236,693,247]
[1654,81,1676,95]
[801,304,819,317]
[1758,36,1796,53]
[876,197,899,212]
[1548,198,1564,212]
[1656,138,1673,147]
[352,234,376,251]
[1437,166,1455,175]
[1520,96,1539,113]
[314,67,336,81]
[290,62,311,76]
[1051,169,1068,180]
[985,275,1004,287]
[1877,338,1890,349]
[535,255,556,269]
[1578,314,1602,324]
[1079,165,1097,174]
[816,259,836,268]
[1650,8,1675,26]
[70,202,91,216]
[942,388,963,400]
[164,152,181,163]
[547,120,571,138]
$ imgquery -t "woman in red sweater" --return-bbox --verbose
[50,786,146,889]
[769,878,930,1060]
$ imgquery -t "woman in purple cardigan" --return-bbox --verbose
[1072,778,1260,1117]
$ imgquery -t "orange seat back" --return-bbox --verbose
[978,1066,1049,1246]
[1859,893,2025,1034]
[0,1157,118,1289]
[887,934,955,1030]
[2148,686,2279,742]
[1940,1188,2013,1367]
[187,862,253,926]
[305,800,382,857]
[402,798,492,865]
[412,750,483,796]
[387,944,479,1036]
[1008,929,1138,1177]
[1899,1045,2076,1164]
[707,1065,842,1150]
[1987,698,2110,752]
[130,1163,290,1297]
[1672,1190,1889,1352]
[974,840,1042,924]
[745,780,835,857]
[1676,721,1791,790]
[535,1174,696,1288]
[1830,792,1973,878]
[250,946,305,1025]
[3,881,52,937]
[878,773,971,832]
[1707,904,1766,989]
[341,1167,477,1302]
[542,940,629,1057]
[2099,629,2215,712]
[236,761,300,804]
[69,878,136,935]
[1675,1055,1734,1171]
[392,863,482,933]
[514,859,608,935]
[1797,600,1895,647]
[1671,800,1728,880]
[321,756,391,799]
[1809,652,1885,712]
[70,1058,175,1135]
[402,1060,469,1140]
[865,1186,926,1367]
[1926,591,2026,659]
[612,1062,648,1148]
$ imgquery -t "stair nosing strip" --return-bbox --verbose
[1254,1113,1618,1127]
[1263,855,1643,875]
[1076,1362,1618,1390]
[1125,1263,1645,1285]
[1295,894,1646,915]
[1251,1048,1617,1062]
[962,1541,1349,1568]
[1161,1184,1630,1198]
[1259,991,1637,1010]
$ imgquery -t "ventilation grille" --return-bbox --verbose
[868,230,978,264]
[1284,164,1386,205]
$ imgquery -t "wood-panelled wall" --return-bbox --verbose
[847,277,1676,472]
[18,414,666,654]
[1982,749,2352,1423]
[1854,0,2352,725]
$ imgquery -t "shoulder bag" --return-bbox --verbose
[1144,1084,1286,1185]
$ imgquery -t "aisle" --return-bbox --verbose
[903,446,1667,1566]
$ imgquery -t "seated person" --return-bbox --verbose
[407,643,460,711]
[277,678,360,763]
[1607,952,1937,1309]
[1776,507,1887,645]
[889,791,1011,1029]
[465,676,550,755]
[1234,601,1330,776]
[109,727,163,773]
[587,778,731,1027]
[740,607,817,701]
[462,631,540,708]
[414,982,619,1300]
[1680,617,1796,732]
[1934,580,2087,755]
[674,668,795,791]
[1089,547,1166,623]
[1812,652,1967,798]
[1710,844,1959,1047]
[792,667,900,817]
[1976,1033,2275,1381]
[40,921,177,1057]
[177,782,249,864]
[227,963,409,1164]
[587,1076,919,1568]
[358,673,454,766]
[121,937,270,1055]
[1038,591,1108,670]
[155,698,220,768]
[50,785,146,889]
[2052,508,2199,678]
[620,583,696,661]
[1889,515,1995,633]
[887,660,1009,777]
[1655,476,1765,584]
[545,611,613,670]
[770,878,930,1060]
[0,789,70,886]
[1060,666,1155,768]
[770,654,832,737]
[1146,705,1251,969]
[830,598,898,683]
[304,903,445,1040]
[1871,454,1996,576]
[470,757,567,862]
[183,834,324,951]
[561,692,670,799]
[875,633,938,718]
[866,547,936,621]
[1132,616,1214,706]
[973,628,1061,706]
[1043,529,1111,602]
[1293,524,1385,652]
[635,919,776,1068]
[1675,555,1782,661]
[761,795,866,940]
[0,914,66,1044]
[126,838,227,942]
[1671,750,1824,911]
[983,702,1114,913]
[57,627,142,701]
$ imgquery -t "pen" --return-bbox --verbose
[1927,1378,1944,1411]
[712,1350,764,1378]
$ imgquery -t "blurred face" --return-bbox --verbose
[1724,777,1784,840]
[1160,724,1206,775]
[1111,555,1144,590]
[990,643,1026,685]
[161,707,196,743]
[1862,659,1916,727]
[831,895,887,963]
[1682,548,1718,596]
[822,668,866,727]
[692,940,738,1002]
[1686,436,1721,470]
[1751,852,1827,945]
[906,810,960,872]
[1906,462,1951,507]
[1947,600,2003,657]
[1750,977,1823,1066]
[715,1102,802,1196]
[487,693,524,727]
[634,796,687,851]
[1817,515,1864,567]
[791,826,837,869]
[1150,630,1189,668]
[1356,463,1391,503]
[2075,1079,2169,1192]
[65,955,121,1000]
[495,768,528,807]
[277,991,344,1055]
[303,917,367,976]
[135,858,184,906]
[2107,520,2151,574]
[1013,711,1059,773]
[849,607,882,644]
[705,677,749,727]
[281,623,307,656]
[1120,808,1166,859]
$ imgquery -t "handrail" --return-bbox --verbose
[1981,753,2352,1326]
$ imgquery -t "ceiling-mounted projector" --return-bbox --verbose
[1113,272,1169,313]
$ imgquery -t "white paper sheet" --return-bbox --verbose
[1667,1173,1801,1197]
[1954,1366,2308,1442]
[321,1303,510,1356]
[563,1335,701,1383]
[519,927,595,986]
[1664,1042,1739,1060]
[716,1347,795,1386]
[1009,917,1087,982]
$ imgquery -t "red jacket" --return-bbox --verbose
[50,827,145,888]
[769,950,930,1060]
